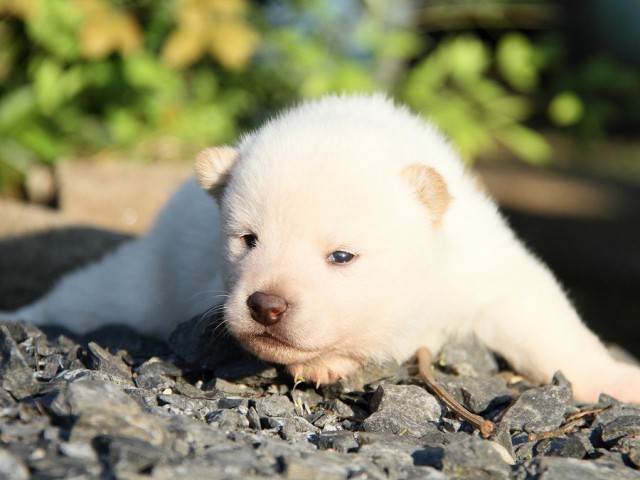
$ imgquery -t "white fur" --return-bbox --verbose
[4,94,639,403]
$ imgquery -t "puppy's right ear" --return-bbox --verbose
[194,146,240,200]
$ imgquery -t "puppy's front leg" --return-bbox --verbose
[472,254,640,404]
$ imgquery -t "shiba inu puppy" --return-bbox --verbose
[5,95,639,403]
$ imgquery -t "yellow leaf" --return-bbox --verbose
[0,0,39,18]
[115,13,142,56]
[79,16,115,60]
[208,21,258,71]
[162,28,207,69]
[76,1,141,59]
[73,0,107,16]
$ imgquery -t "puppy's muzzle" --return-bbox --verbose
[247,292,288,326]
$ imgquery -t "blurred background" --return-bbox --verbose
[0,0,639,355]
[1,0,639,190]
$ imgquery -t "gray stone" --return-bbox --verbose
[157,393,219,417]
[135,372,174,391]
[28,453,103,479]
[361,384,441,438]
[0,386,16,409]
[84,341,133,386]
[438,374,511,413]
[252,394,295,418]
[601,415,640,445]
[92,434,165,474]
[206,408,250,430]
[206,376,259,395]
[317,431,359,453]
[0,321,45,344]
[502,384,572,433]
[0,448,29,480]
[438,436,512,479]
[137,357,182,377]
[0,326,40,399]
[134,358,180,391]
[216,396,249,409]
[517,457,640,480]
[534,435,588,459]
[246,406,261,429]
[34,353,64,381]
[46,377,165,445]
[279,449,367,480]
[437,335,499,377]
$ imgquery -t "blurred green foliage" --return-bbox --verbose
[0,0,639,193]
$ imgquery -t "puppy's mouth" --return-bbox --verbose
[237,331,322,364]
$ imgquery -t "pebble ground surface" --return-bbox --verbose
[1,314,640,480]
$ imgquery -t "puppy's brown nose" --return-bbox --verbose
[247,292,288,326]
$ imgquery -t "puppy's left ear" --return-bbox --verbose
[195,146,240,200]
[402,164,451,227]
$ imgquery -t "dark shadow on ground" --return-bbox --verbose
[0,227,131,310]
[504,207,640,358]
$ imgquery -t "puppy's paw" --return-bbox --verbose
[288,356,362,387]
[572,362,640,404]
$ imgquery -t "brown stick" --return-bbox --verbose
[527,407,607,441]
[416,347,495,438]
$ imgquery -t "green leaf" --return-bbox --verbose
[497,33,539,92]
[548,92,584,127]
[496,125,551,165]
[0,87,37,131]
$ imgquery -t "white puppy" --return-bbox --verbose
[5,95,639,403]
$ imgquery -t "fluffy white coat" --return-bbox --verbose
[5,95,640,403]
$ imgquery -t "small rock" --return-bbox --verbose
[438,374,511,413]
[206,409,250,430]
[0,326,41,399]
[46,377,165,445]
[252,394,295,418]
[246,407,262,430]
[92,435,165,474]
[216,397,249,409]
[157,393,219,417]
[437,335,499,377]
[0,321,45,344]
[35,354,64,381]
[361,384,441,438]
[501,384,572,433]
[136,357,182,378]
[280,450,360,480]
[206,377,258,395]
[0,448,29,480]
[517,456,640,480]
[317,431,359,453]
[84,342,133,386]
[534,435,588,459]
[601,416,640,446]
[440,436,512,479]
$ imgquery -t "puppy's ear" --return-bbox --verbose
[195,147,240,200]
[401,164,451,227]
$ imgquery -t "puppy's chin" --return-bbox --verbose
[236,332,323,365]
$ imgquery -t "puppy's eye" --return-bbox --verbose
[242,234,258,248]
[328,251,355,264]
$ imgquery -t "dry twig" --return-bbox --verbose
[416,347,495,438]
[527,407,607,441]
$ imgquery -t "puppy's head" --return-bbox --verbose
[195,95,455,375]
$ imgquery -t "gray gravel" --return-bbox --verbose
[1,315,639,479]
